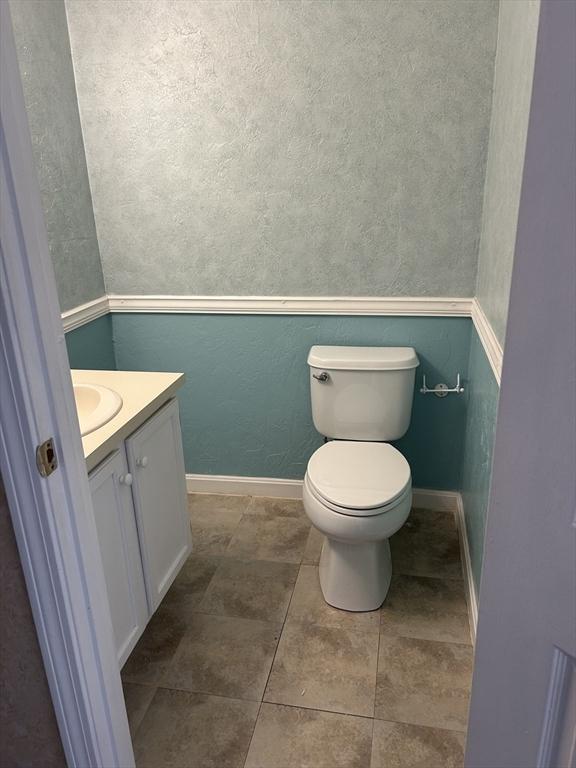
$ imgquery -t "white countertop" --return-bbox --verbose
[71,369,185,472]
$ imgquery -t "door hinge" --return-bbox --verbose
[36,438,58,478]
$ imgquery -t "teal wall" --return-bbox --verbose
[64,311,500,586]
[460,328,500,590]
[111,314,471,490]
[65,314,116,370]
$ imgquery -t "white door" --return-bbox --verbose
[465,3,576,766]
[126,399,191,612]
[89,450,149,667]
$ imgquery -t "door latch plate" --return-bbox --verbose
[36,438,58,478]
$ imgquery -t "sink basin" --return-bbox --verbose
[73,383,123,436]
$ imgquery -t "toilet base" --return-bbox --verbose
[318,537,392,612]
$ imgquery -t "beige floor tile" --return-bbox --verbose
[381,609,471,645]
[288,565,380,634]
[246,496,307,519]
[245,703,373,768]
[123,497,475,768]
[371,720,465,768]
[408,508,458,532]
[161,554,222,621]
[121,606,186,685]
[226,515,309,563]
[385,574,467,614]
[390,514,463,580]
[122,682,156,737]
[381,575,471,644]
[133,689,259,768]
[188,494,250,555]
[162,614,281,701]
[264,620,378,717]
[375,635,473,731]
[198,557,299,623]
[302,527,324,564]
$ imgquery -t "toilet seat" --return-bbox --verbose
[306,474,411,518]
[306,441,411,517]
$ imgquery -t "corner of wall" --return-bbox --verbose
[65,313,116,370]
[460,323,500,594]
[473,0,541,347]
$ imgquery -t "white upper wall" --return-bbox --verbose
[475,0,541,344]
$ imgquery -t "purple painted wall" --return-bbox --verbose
[465,1,576,765]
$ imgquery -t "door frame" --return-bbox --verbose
[0,4,134,766]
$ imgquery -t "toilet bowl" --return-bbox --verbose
[303,440,412,611]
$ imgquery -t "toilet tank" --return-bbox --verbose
[308,346,419,441]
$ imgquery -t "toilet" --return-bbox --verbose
[303,345,419,612]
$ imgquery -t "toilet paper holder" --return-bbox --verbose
[420,373,465,398]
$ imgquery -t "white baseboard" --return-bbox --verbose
[186,473,304,499]
[187,472,461,504]
[455,494,479,643]
[411,488,460,514]
[186,473,461,510]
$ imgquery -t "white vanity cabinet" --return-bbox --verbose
[126,399,191,612]
[89,449,149,667]
[88,397,191,664]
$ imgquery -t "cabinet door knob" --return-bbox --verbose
[119,473,133,486]
[136,456,148,468]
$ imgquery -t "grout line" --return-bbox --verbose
[247,698,377,722]
[121,676,159,688]
[371,585,382,757]
[379,629,474,649]
[372,714,469,736]
[393,571,465,581]
[243,700,263,768]
[141,684,469,733]
[260,558,302,695]
[124,683,158,742]
[242,549,304,767]
[369,714,377,767]
[151,682,379,722]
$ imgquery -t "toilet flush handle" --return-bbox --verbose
[313,372,330,383]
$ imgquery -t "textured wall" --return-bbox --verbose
[475,0,540,344]
[10,0,105,312]
[66,0,497,297]
[112,313,471,489]
[0,477,65,767]
[460,330,499,589]
[65,314,116,370]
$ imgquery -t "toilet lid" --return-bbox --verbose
[307,441,411,512]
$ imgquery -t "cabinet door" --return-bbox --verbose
[126,398,191,612]
[89,449,149,667]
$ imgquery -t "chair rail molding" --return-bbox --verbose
[61,293,503,386]
[471,298,504,384]
[61,295,109,332]
[106,294,473,317]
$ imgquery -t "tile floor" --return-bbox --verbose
[123,494,474,768]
